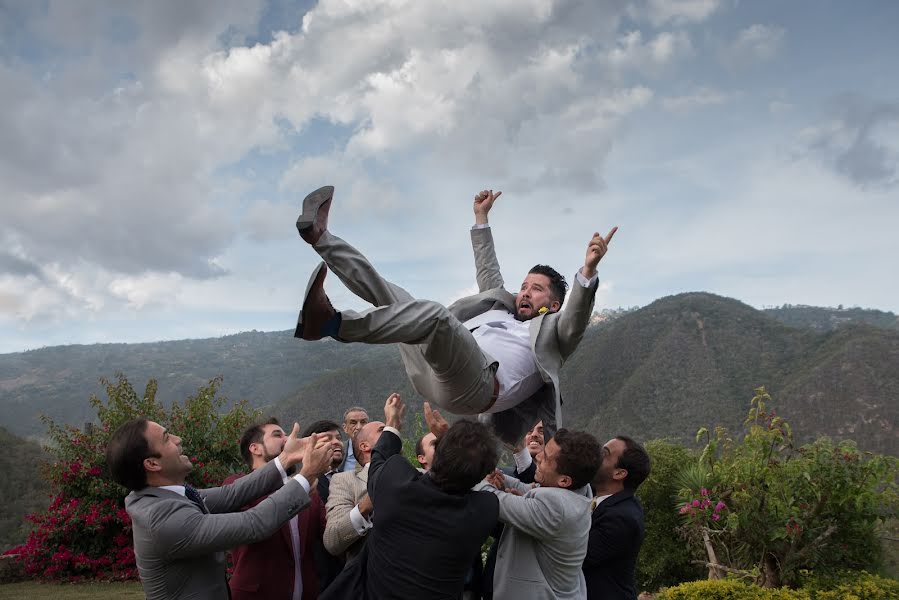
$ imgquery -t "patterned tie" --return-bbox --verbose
[184,484,206,512]
[590,495,600,512]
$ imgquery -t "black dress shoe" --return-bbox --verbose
[295,261,337,340]
[297,185,334,245]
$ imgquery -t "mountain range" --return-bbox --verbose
[0,294,895,456]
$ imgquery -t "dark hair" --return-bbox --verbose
[239,417,281,468]
[553,429,602,490]
[414,433,429,457]
[302,420,341,438]
[429,420,498,493]
[615,435,651,490]
[106,418,159,491]
[528,265,568,307]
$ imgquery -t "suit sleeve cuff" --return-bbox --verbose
[575,268,598,287]
[513,448,532,473]
[471,223,490,230]
[383,425,401,439]
[291,474,312,493]
[274,456,291,483]
[350,505,374,535]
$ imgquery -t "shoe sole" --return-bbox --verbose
[295,261,328,339]
[297,185,334,231]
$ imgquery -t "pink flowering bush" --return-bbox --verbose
[678,387,899,588]
[4,372,258,582]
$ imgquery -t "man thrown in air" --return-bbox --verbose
[293,186,616,444]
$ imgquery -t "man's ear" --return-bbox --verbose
[143,457,162,473]
[557,474,573,489]
[550,300,561,313]
[248,441,263,458]
[613,467,628,482]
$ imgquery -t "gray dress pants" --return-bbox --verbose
[313,231,495,415]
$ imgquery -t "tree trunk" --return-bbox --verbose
[702,528,721,579]
[760,553,781,588]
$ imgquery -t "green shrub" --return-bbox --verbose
[810,572,899,600]
[659,579,810,599]
[637,440,705,591]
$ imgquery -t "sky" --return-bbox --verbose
[1,0,897,354]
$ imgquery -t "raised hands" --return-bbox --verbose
[384,392,406,430]
[473,189,502,225]
[423,401,449,439]
[582,226,618,279]
[299,432,336,480]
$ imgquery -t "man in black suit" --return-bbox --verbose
[324,394,500,599]
[583,435,651,600]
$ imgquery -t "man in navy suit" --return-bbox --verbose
[583,435,651,600]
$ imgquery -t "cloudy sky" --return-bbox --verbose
[1,0,897,354]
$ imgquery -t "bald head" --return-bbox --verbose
[355,420,386,466]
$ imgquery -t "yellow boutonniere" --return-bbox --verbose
[538,307,549,315]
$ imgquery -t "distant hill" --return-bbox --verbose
[0,295,896,457]
[0,427,50,550]
[764,304,899,331]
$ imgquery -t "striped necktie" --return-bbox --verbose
[184,484,206,512]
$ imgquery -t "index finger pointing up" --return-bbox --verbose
[604,226,618,245]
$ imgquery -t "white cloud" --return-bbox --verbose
[601,30,694,75]
[722,24,785,67]
[637,0,721,27]
[661,86,731,112]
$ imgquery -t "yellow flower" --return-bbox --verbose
[538,307,549,315]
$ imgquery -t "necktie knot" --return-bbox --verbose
[184,484,205,511]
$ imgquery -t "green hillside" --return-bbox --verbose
[0,294,896,457]
[0,427,50,549]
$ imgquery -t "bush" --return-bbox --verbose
[637,440,705,591]
[804,571,899,600]
[659,579,810,599]
[680,387,899,587]
[5,373,259,582]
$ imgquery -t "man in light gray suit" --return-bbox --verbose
[294,186,616,444]
[479,429,602,599]
[323,416,387,561]
[106,418,334,600]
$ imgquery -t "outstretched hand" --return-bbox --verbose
[278,423,308,469]
[383,392,406,430]
[299,432,335,480]
[423,402,450,439]
[582,226,618,279]
[473,189,502,225]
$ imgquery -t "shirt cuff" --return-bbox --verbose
[350,505,374,535]
[291,474,311,493]
[513,447,533,473]
[471,223,490,230]
[575,268,598,288]
[383,425,401,438]
[274,456,290,484]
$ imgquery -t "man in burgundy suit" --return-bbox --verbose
[224,418,327,600]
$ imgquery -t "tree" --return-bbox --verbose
[678,387,899,587]
[6,373,259,582]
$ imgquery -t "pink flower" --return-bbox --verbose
[711,513,720,521]
[691,499,701,508]
[715,501,726,512]
[700,488,709,497]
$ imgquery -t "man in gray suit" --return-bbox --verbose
[294,186,616,444]
[323,415,387,561]
[480,429,602,599]
[106,418,334,600]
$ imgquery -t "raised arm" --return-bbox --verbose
[366,393,406,499]
[556,226,617,357]
[471,189,505,291]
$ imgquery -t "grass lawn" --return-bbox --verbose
[0,581,144,599]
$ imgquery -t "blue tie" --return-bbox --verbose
[184,484,205,512]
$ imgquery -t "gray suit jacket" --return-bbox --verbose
[323,462,370,560]
[125,460,311,600]
[478,475,593,600]
[448,227,598,439]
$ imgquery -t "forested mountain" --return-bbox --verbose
[0,294,896,455]
[763,304,899,331]
[0,427,50,549]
